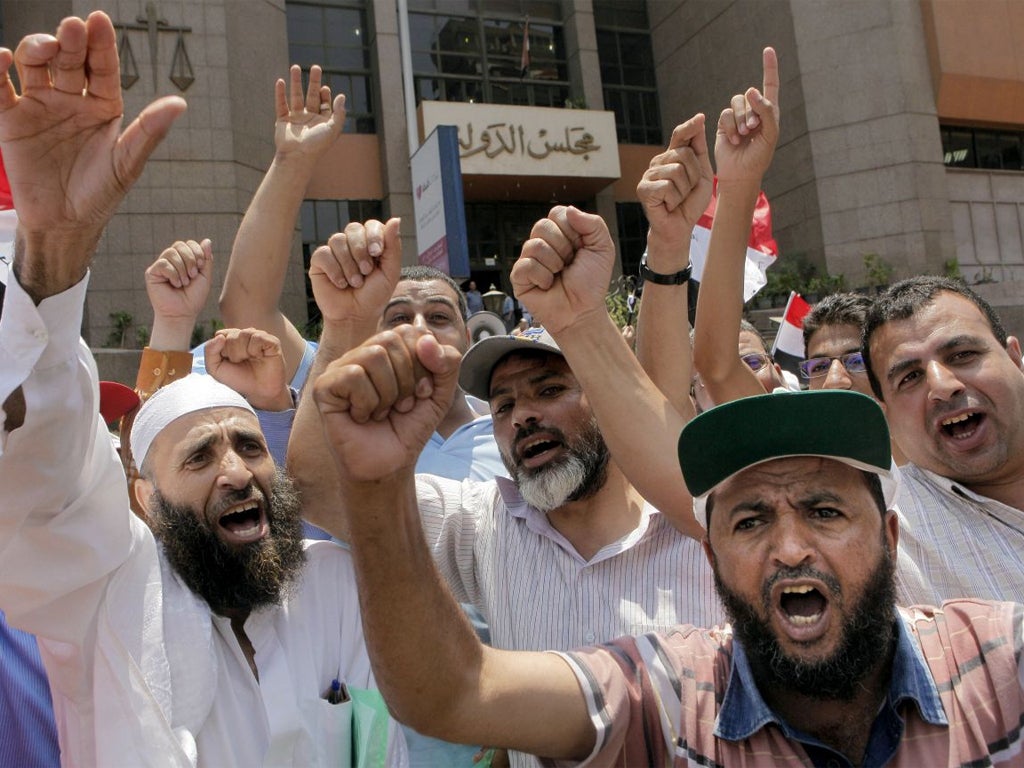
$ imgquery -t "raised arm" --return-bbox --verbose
[312,328,593,759]
[512,206,703,539]
[285,218,400,536]
[0,10,184,628]
[0,13,185,304]
[634,114,713,417]
[145,238,213,350]
[122,239,214,509]
[219,65,345,381]
[692,47,780,404]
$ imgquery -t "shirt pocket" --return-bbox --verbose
[314,696,353,765]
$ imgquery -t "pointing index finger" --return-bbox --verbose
[762,47,779,107]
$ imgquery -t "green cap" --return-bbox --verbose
[679,390,896,522]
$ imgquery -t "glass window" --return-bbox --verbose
[593,0,662,145]
[941,125,1024,171]
[410,2,569,108]
[287,1,375,134]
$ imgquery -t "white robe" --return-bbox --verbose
[0,272,406,767]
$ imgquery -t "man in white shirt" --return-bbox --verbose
[0,12,403,766]
[286,121,724,767]
[862,275,1024,603]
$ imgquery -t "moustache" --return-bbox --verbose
[513,422,565,453]
[761,564,842,605]
[207,483,266,519]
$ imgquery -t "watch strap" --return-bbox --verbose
[639,255,692,285]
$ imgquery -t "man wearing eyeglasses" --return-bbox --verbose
[690,319,788,413]
[799,293,874,394]
[799,293,908,466]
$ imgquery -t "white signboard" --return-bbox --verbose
[420,101,620,179]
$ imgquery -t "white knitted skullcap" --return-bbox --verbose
[131,374,256,469]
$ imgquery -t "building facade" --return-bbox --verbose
[1,0,1021,361]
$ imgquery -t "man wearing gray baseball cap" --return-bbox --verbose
[320,326,1024,765]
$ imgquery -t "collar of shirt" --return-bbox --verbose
[907,462,1007,506]
[494,476,661,566]
[715,612,947,752]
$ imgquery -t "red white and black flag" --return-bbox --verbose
[0,150,15,287]
[688,177,778,302]
[771,292,812,383]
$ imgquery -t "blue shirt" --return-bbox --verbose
[716,613,948,767]
[465,290,484,315]
[0,610,60,767]
[415,395,507,482]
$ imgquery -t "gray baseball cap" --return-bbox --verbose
[458,326,563,400]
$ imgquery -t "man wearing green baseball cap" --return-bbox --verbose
[315,55,1024,762]
[320,305,1024,767]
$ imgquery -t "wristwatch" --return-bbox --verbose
[639,253,692,285]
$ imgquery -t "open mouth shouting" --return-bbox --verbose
[214,496,269,546]
[771,579,833,645]
[938,410,985,443]
[515,428,566,470]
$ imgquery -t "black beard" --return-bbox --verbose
[501,416,610,507]
[713,541,896,701]
[149,469,306,617]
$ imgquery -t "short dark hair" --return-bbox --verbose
[738,319,769,354]
[704,466,887,528]
[398,265,468,320]
[802,292,873,353]
[862,276,1008,400]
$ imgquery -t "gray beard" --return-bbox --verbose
[516,453,590,512]
[502,417,609,513]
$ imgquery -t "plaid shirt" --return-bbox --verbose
[559,600,1024,767]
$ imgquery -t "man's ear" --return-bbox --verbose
[701,536,715,568]
[884,508,899,558]
[1006,336,1023,372]
[133,477,156,524]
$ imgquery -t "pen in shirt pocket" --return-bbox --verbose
[324,677,350,705]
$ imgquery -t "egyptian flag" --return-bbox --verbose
[688,177,778,302]
[0,150,15,293]
[771,291,811,384]
[519,18,530,78]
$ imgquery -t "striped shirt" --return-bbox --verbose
[416,475,724,653]
[0,611,59,767]
[559,600,1024,767]
[896,463,1024,605]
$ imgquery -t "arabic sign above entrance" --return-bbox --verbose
[419,101,621,180]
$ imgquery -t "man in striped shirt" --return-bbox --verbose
[315,315,1024,765]
[308,153,1024,763]
[862,276,1024,605]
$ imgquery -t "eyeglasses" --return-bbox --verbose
[798,352,867,379]
[740,353,773,373]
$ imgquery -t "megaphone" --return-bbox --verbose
[467,311,507,344]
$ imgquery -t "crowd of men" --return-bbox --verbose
[1,12,1024,768]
